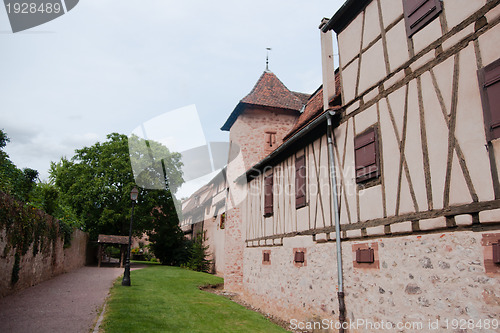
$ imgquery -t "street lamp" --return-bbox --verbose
[122,186,139,286]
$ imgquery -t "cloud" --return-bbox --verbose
[0,0,345,194]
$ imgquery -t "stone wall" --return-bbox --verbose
[0,228,88,298]
[243,230,500,332]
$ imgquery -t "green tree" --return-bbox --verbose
[50,133,183,240]
[148,203,191,266]
[186,232,212,273]
[0,129,39,202]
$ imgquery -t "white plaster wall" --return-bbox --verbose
[454,44,495,202]
[338,13,364,66]
[379,0,404,29]
[478,26,500,69]
[362,0,381,49]
[411,18,443,55]
[341,62,358,104]
[358,40,387,95]
[358,185,384,221]
[404,79,428,212]
[385,20,410,72]
[354,104,377,134]
[443,0,486,30]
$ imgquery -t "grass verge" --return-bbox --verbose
[102,264,288,333]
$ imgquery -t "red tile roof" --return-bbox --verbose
[221,71,309,131]
[284,71,341,141]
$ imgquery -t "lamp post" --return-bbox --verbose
[122,186,138,286]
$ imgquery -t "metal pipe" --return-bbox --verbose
[326,111,346,331]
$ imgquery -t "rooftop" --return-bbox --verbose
[221,71,309,131]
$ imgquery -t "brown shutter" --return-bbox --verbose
[356,248,375,263]
[354,127,380,183]
[295,155,306,209]
[479,58,500,141]
[403,0,442,37]
[264,174,273,216]
[294,251,305,263]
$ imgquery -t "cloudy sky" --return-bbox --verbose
[0,0,344,197]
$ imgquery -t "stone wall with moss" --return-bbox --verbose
[0,192,88,297]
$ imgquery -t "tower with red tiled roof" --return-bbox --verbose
[221,70,309,169]
[222,70,309,293]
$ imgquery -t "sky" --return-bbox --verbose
[0,0,344,198]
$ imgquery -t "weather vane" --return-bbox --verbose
[266,47,272,72]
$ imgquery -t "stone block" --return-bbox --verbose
[346,229,362,239]
[390,221,413,234]
[454,214,473,226]
[419,216,447,230]
[479,208,500,224]
[366,225,386,236]
[315,233,328,243]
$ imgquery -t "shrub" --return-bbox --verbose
[185,232,212,273]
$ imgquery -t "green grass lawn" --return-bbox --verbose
[102,264,288,333]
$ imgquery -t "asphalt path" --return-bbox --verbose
[0,264,141,333]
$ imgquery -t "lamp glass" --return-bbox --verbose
[130,187,139,201]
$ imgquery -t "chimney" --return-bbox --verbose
[319,18,336,111]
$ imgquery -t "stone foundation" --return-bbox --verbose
[242,230,500,332]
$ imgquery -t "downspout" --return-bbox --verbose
[326,111,346,331]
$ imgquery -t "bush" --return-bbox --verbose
[185,232,212,273]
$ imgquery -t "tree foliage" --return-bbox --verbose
[185,232,212,273]
[148,204,191,266]
[0,129,40,202]
[50,133,183,240]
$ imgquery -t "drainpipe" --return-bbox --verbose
[326,111,346,331]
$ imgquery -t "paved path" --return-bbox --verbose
[0,265,137,333]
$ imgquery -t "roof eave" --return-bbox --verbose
[321,0,372,34]
[241,107,342,182]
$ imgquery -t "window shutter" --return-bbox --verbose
[403,0,442,37]
[294,251,305,263]
[479,58,500,141]
[356,248,375,263]
[264,174,273,216]
[354,127,380,183]
[295,155,306,209]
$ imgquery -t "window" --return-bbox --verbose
[265,131,277,148]
[478,58,500,142]
[295,155,306,209]
[403,0,442,37]
[264,174,273,217]
[354,126,380,183]
[356,248,375,263]
[294,251,305,263]
[262,251,271,265]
